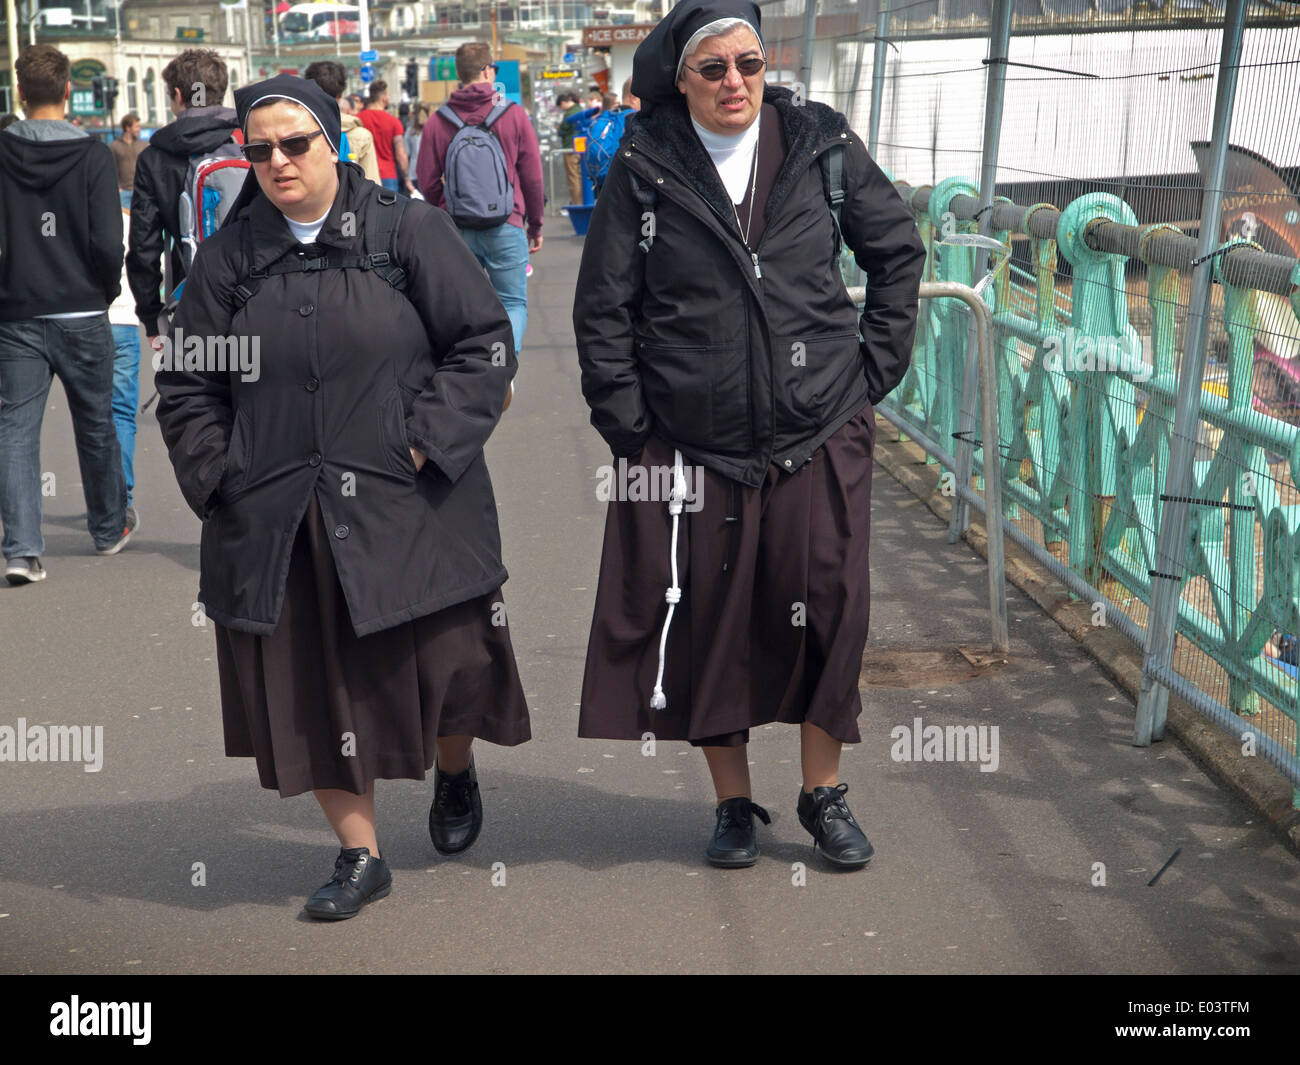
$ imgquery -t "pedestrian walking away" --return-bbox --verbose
[126,49,241,348]
[109,203,145,526]
[417,41,544,361]
[573,0,926,870]
[305,60,380,184]
[356,80,414,195]
[0,44,133,586]
[154,74,530,922]
[554,91,585,206]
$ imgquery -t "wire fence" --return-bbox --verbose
[792,0,1300,796]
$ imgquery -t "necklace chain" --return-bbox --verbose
[731,143,759,246]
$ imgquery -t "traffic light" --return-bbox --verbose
[91,76,105,110]
[103,77,119,115]
[405,60,419,98]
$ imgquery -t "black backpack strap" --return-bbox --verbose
[818,144,846,260]
[364,185,408,291]
[231,218,263,309]
[627,169,659,254]
[230,187,409,304]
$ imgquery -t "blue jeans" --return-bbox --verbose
[455,222,529,356]
[119,189,133,210]
[0,315,126,559]
[111,323,142,505]
[381,177,399,192]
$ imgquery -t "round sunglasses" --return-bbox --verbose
[240,129,325,163]
[684,56,766,81]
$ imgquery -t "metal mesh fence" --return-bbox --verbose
[791,0,1300,784]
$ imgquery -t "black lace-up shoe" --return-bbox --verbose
[303,847,391,920]
[797,784,874,868]
[429,758,483,854]
[706,797,772,868]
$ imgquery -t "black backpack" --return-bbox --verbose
[231,185,409,309]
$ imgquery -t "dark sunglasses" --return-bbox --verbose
[241,129,325,163]
[684,56,766,81]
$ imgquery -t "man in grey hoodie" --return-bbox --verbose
[0,45,132,584]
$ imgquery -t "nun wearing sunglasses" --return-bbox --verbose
[154,75,530,920]
[573,0,926,869]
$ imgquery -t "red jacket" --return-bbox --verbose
[417,81,544,241]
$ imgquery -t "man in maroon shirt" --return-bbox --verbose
[416,42,543,358]
[356,80,413,194]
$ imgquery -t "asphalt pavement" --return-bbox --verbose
[1,228,1297,974]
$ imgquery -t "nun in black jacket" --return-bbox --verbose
[573,0,926,870]
[155,75,530,921]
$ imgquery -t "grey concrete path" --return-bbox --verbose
[1,230,1297,974]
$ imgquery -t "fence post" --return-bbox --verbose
[973,0,1013,282]
[867,0,889,158]
[799,0,819,94]
[1135,0,1249,745]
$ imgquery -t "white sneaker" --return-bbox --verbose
[4,557,47,584]
[96,505,139,556]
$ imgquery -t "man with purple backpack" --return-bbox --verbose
[416,42,543,359]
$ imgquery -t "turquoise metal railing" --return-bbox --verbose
[879,178,1300,797]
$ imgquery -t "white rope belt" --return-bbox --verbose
[650,448,687,711]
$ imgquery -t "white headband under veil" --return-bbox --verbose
[674,17,766,83]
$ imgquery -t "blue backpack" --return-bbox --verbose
[584,107,632,196]
[437,101,516,229]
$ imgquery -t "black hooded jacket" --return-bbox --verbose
[0,124,122,320]
[573,85,926,486]
[127,105,240,334]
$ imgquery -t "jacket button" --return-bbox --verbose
[309,451,322,467]
[305,377,319,392]
[334,524,349,540]
[784,459,793,468]
[299,303,315,316]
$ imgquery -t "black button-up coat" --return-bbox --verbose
[573,85,926,486]
[155,163,517,636]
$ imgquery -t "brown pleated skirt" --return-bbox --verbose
[214,493,530,798]
[578,404,875,747]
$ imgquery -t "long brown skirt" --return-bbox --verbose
[579,404,875,747]
[215,493,530,798]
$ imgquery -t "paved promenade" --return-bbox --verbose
[1,230,1297,974]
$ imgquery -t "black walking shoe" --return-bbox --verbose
[797,784,874,868]
[429,758,482,855]
[303,847,391,920]
[706,797,771,868]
